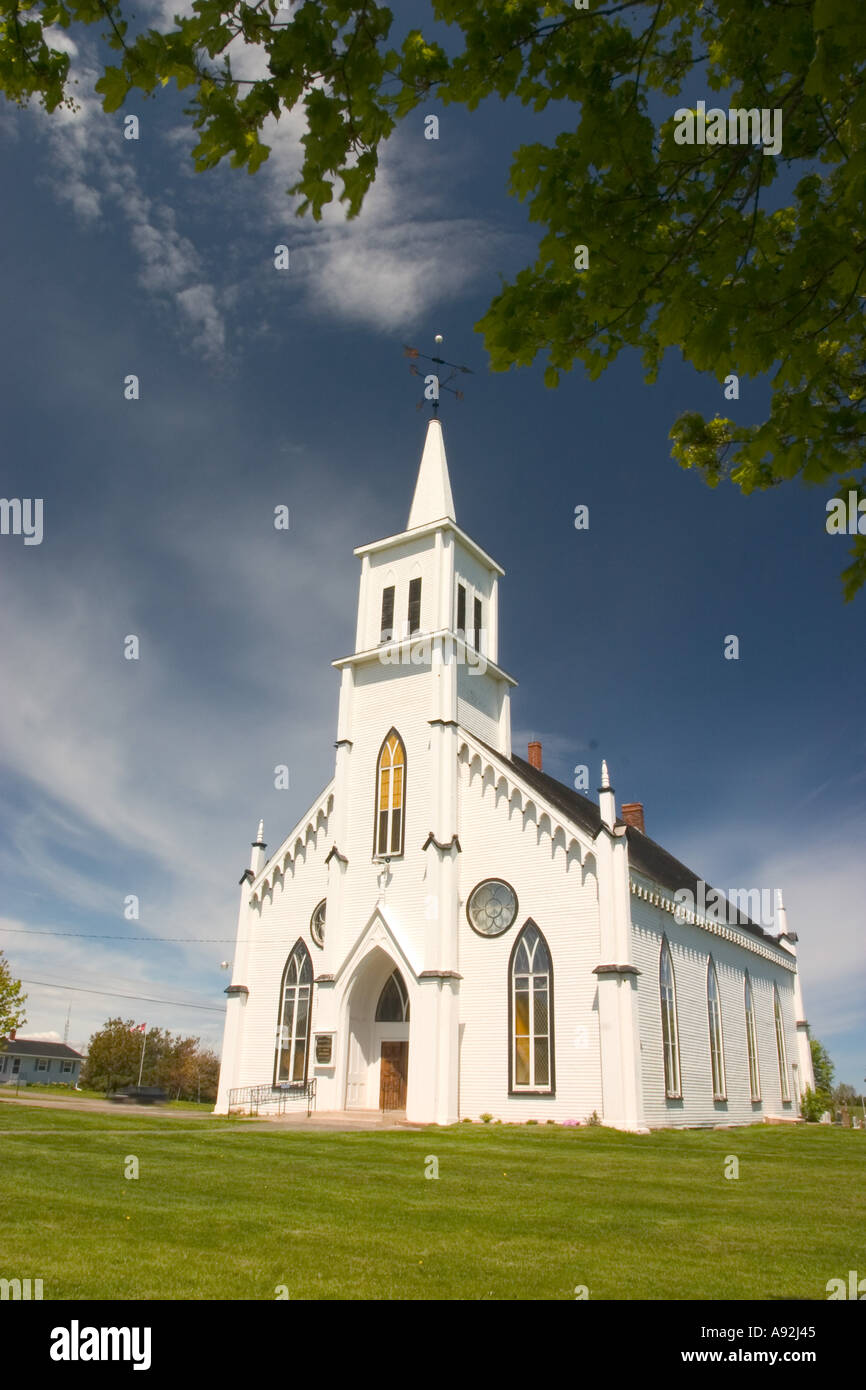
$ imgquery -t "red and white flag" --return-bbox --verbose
[130,1022,146,1033]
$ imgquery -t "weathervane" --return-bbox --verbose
[403,334,474,412]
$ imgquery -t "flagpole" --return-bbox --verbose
[137,1026,147,1087]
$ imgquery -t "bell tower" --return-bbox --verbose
[334,415,516,759]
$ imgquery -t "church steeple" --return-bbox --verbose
[407,417,455,529]
[337,417,516,758]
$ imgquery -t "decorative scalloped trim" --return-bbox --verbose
[457,736,590,866]
[629,878,796,970]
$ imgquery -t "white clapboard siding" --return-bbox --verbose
[631,893,800,1128]
[456,748,604,1123]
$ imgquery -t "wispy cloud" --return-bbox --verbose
[20,30,230,360]
[7,19,523,355]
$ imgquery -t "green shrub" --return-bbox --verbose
[800,1087,832,1122]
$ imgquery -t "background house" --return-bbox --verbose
[0,1034,85,1086]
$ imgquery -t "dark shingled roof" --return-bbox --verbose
[511,752,603,839]
[0,1038,84,1060]
[502,750,769,943]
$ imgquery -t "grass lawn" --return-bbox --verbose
[11,1085,110,1101]
[0,1106,862,1300]
[1,1084,214,1111]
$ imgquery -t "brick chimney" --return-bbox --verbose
[621,802,645,833]
[528,740,542,770]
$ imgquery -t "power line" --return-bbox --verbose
[18,979,224,1013]
[0,927,283,944]
[1,928,237,941]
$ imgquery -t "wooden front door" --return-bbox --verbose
[379,1041,409,1111]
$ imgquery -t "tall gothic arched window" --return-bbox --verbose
[706,957,726,1100]
[773,984,790,1102]
[659,937,681,1098]
[744,972,761,1101]
[375,730,406,857]
[275,941,313,1084]
[509,921,554,1093]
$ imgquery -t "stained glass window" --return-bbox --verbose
[660,938,681,1098]
[310,899,326,948]
[511,922,552,1092]
[774,984,790,1102]
[467,879,518,936]
[707,957,726,1099]
[745,973,761,1101]
[275,942,313,1084]
[375,969,410,1022]
[375,731,405,857]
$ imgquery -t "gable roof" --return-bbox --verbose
[0,1038,84,1060]
[508,751,769,942]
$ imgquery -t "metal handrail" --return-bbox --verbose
[228,1079,317,1117]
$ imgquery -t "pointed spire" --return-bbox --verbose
[408,417,455,529]
[250,819,266,875]
[776,888,789,936]
[598,759,616,830]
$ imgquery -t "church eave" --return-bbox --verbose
[354,518,505,578]
[628,874,797,971]
[332,631,518,687]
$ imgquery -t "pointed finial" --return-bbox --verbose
[254,819,265,846]
[601,760,610,788]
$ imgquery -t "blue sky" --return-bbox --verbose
[0,8,863,1091]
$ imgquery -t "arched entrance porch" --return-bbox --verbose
[343,947,411,1111]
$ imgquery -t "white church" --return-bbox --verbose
[215,418,815,1128]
